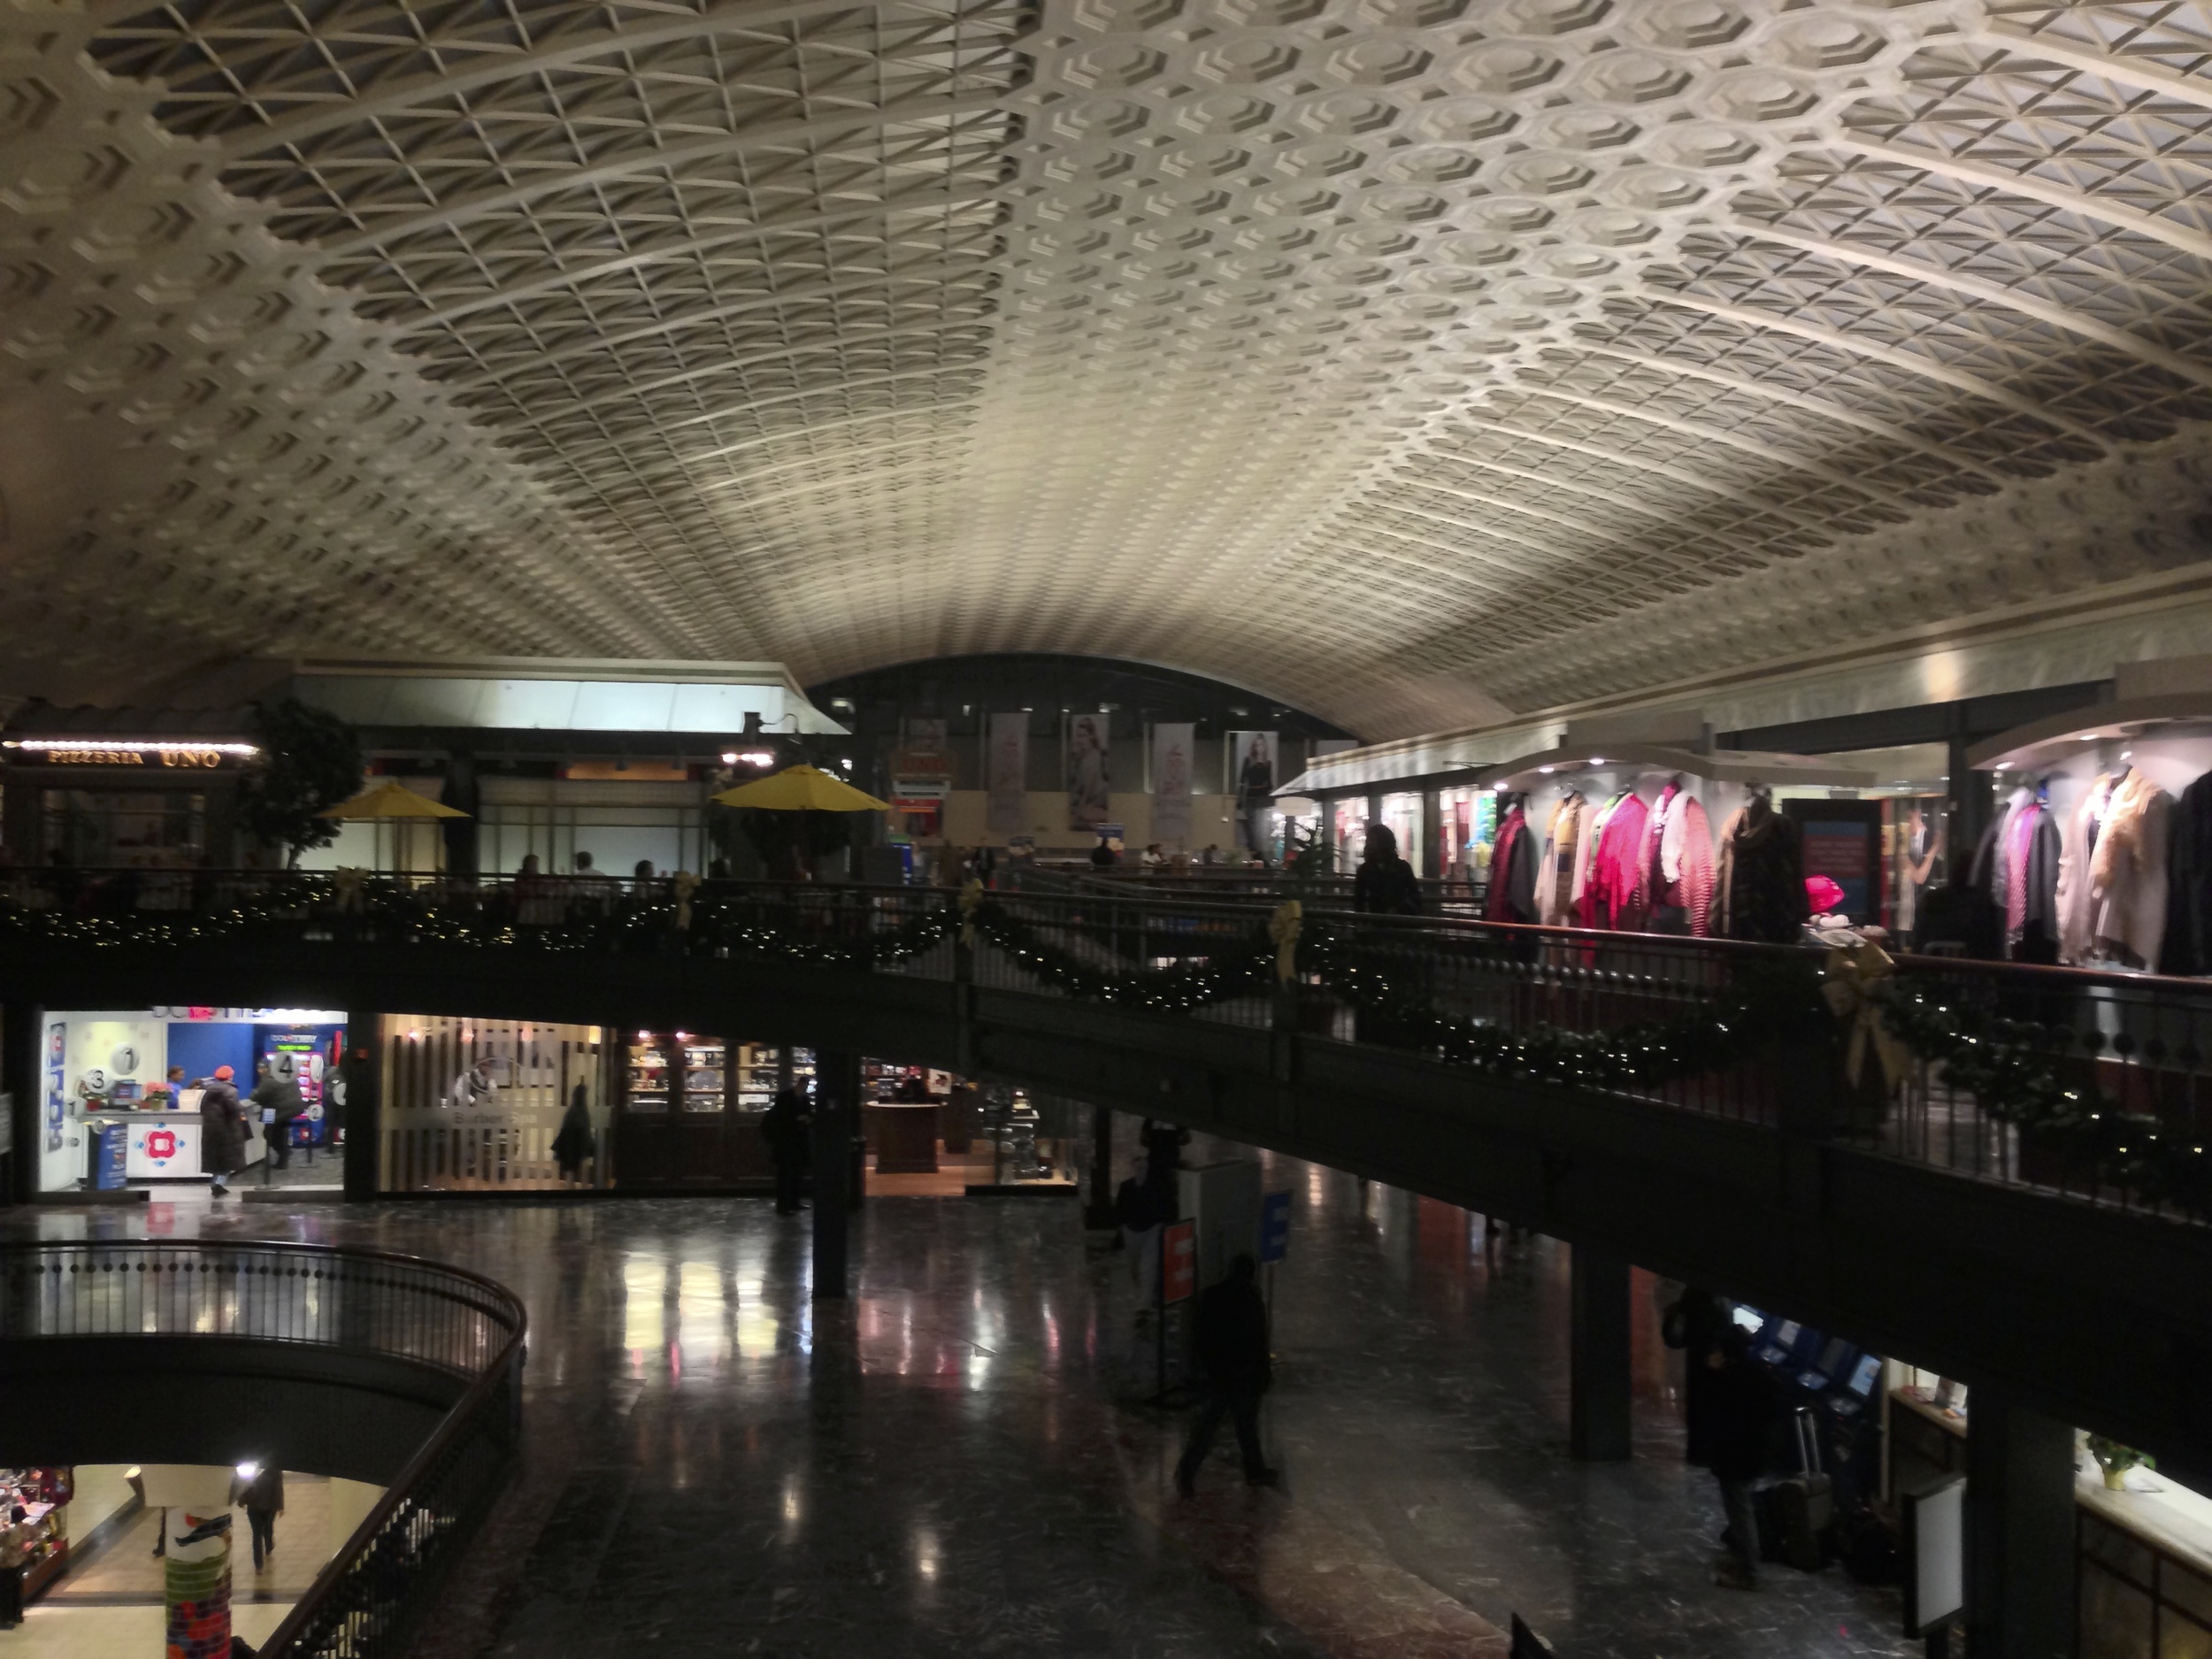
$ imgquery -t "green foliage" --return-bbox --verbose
[2087,1435,2153,1477]
[238,699,365,865]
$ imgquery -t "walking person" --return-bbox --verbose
[1175,1254,1281,1494]
[1707,1326,1777,1590]
[199,1064,248,1198]
[1663,1286,1729,1468]
[762,1087,812,1214]
[239,1464,283,1571]
[250,1058,303,1173]
[1352,822,1421,914]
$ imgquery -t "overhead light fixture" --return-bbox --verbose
[1588,757,1605,765]
[4,738,260,755]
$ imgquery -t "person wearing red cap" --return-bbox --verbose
[199,1064,247,1197]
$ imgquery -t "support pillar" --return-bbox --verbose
[1947,706,1993,872]
[812,1049,859,1300]
[1569,1244,1633,1462]
[1965,1390,2077,1659]
[1084,1104,1116,1229]
[3,1002,33,1204]
[341,1013,381,1202]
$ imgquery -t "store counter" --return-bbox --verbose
[81,1108,265,1183]
[867,1103,941,1174]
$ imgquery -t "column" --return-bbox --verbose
[1083,1104,1117,1229]
[1964,1390,2077,1658]
[1569,1244,1633,1462]
[812,1049,859,1300]
[340,1013,382,1201]
[3,1001,40,1204]
[1947,707,1993,869]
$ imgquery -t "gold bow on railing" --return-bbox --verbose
[958,878,983,946]
[672,871,702,931]
[331,867,370,914]
[1268,899,1302,984]
[1823,941,1910,1091]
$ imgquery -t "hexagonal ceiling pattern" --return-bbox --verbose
[5,0,2212,735]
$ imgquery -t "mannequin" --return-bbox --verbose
[2090,766,2171,968]
[1716,785,1806,943]
[1536,789,1586,926]
[1581,787,1651,930]
[1644,775,1716,937]
[1484,792,1539,924]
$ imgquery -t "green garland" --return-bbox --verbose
[967,902,1274,1010]
[1870,980,2212,1217]
[1298,923,1830,1088]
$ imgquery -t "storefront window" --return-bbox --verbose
[380,1014,610,1192]
[41,790,204,868]
[1380,792,1421,872]
[1333,800,1365,872]
[38,1008,348,1194]
[479,779,706,878]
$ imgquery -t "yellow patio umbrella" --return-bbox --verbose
[710,764,890,812]
[317,779,468,874]
[319,780,471,820]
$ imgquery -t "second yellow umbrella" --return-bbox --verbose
[710,764,889,812]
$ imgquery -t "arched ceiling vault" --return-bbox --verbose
[5,0,2212,734]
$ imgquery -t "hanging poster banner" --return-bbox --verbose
[1067,712,1111,833]
[986,713,1028,836]
[1227,730,1279,856]
[1151,722,1195,846]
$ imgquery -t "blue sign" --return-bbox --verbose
[1259,1190,1291,1263]
[93,1124,128,1190]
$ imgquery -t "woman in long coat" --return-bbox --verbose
[199,1064,248,1198]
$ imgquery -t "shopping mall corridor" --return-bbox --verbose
[1,1149,1914,1659]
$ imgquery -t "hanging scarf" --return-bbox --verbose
[2005,801,2039,943]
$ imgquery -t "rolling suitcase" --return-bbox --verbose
[1773,1407,1834,1571]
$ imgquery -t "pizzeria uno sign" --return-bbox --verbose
[3,739,258,770]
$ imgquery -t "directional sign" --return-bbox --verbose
[1259,1190,1292,1263]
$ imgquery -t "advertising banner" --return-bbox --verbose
[987,713,1028,836]
[1150,722,1195,846]
[1067,711,1111,833]
[1227,730,1278,855]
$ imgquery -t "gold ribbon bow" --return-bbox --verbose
[1823,941,1909,1092]
[672,871,702,931]
[332,867,370,913]
[958,878,983,946]
[1268,899,1302,984]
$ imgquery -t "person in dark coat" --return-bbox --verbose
[239,1464,284,1571]
[1352,823,1421,915]
[551,1082,595,1184]
[1663,1286,1729,1468]
[1176,1254,1279,1494]
[250,1060,303,1172]
[761,1087,812,1214]
[199,1065,248,1198]
[1706,1326,1777,1589]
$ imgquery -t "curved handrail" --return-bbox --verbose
[0,1240,526,1659]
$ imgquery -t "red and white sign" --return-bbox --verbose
[1161,1218,1197,1304]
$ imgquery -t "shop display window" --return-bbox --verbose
[41,789,204,868]
[1380,792,1421,871]
[380,1015,610,1192]
[679,1034,726,1113]
[1332,800,1365,873]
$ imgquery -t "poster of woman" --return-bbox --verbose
[1151,723,1195,846]
[1228,730,1278,856]
[1067,713,1111,831]
[987,713,1028,836]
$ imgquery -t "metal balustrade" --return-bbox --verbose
[7,868,2212,1225]
[0,1240,526,1659]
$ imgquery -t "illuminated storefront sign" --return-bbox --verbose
[3,739,257,769]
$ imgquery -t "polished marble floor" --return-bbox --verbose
[5,1131,1914,1658]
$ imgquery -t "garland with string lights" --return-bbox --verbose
[965,900,1275,1010]
[1866,978,2212,1217]
[1296,920,1830,1087]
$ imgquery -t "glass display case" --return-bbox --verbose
[680,1035,726,1112]
[626,1036,672,1112]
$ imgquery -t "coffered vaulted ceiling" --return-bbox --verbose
[4,0,2212,734]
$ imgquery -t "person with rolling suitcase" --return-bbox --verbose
[1706,1327,1778,1590]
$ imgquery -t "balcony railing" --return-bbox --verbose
[5,867,2210,1226]
[0,1240,526,1658]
